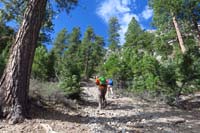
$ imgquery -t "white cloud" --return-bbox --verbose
[141,5,153,20]
[96,0,131,22]
[96,0,139,44]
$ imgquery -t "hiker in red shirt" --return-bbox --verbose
[95,76,107,109]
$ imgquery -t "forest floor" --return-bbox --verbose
[1,79,200,133]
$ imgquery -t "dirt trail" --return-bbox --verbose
[0,80,200,133]
[79,80,200,133]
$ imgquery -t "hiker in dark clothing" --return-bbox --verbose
[95,76,107,109]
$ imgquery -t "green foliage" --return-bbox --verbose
[3,0,200,105]
[131,54,160,91]
[149,0,181,30]
[157,49,200,104]
[101,53,121,78]
[55,0,78,13]
[0,0,82,101]
[51,28,69,79]
[141,0,200,104]
[0,0,69,44]
[124,17,143,47]
[0,22,14,78]
[0,52,6,77]
[108,17,120,51]
[58,50,82,99]
[0,0,28,23]
[59,67,81,99]
[49,26,105,99]
[0,43,10,77]
[53,27,82,99]
[46,51,57,80]
[32,46,49,80]
[79,26,105,80]
[52,28,68,57]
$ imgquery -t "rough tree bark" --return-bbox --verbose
[0,0,47,124]
[172,15,186,54]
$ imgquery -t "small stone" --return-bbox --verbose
[127,121,132,125]
[118,127,122,130]
[134,123,144,128]
[0,125,4,129]
[141,119,146,123]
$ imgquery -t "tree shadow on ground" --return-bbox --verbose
[79,99,98,108]
[105,101,135,111]
[27,99,200,133]
[29,95,200,133]
[29,98,138,124]
[30,102,88,123]
[30,99,200,123]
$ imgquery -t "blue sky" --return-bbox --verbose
[1,0,154,48]
[52,0,154,47]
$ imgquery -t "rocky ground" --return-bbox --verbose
[1,80,200,133]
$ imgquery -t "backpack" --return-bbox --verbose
[99,76,106,85]
[108,79,113,85]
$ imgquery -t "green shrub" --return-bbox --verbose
[32,46,49,80]
[59,75,82,99]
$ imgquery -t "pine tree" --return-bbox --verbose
[149,0,186,53]
[52,28,69,57]
[32,45,49,80]
[58,27,82,99]
[0,0,78,124]
[0,22,14,77]
[80,26,95,80]
[51,28,69,79]
[65,27,81,60]
[108,17,120,51]
[181,0,200,46]
[124,17,143,47]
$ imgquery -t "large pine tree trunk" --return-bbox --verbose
[0,0,47,124]
[172,15,186,54]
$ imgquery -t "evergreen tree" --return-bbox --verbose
[0,1,55,43]
[124,17,143,47]
[108,17,120,51]
[90,36,105,75]
[0,0,78,124]
[58,27,82,99]
[65,27,81,61]
[46,50,56,81]
[149,0,186,53]
[180,0,200,46]
[51,28,69,78]
[78,26,105,80]
[52,28,68,57]
[149,0,200,103]
[79,26,96,80]
[122,19,158,91]
[32,45,49,80]
[0,15,14,78]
